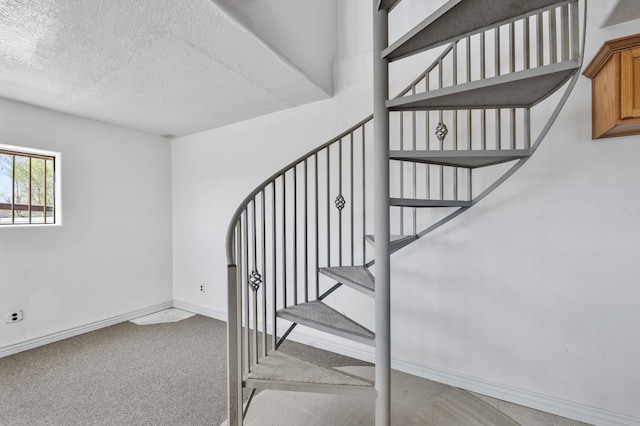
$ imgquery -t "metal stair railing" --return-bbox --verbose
[386,0,586,244]
[226,1,586,424]
[225,115,375,425]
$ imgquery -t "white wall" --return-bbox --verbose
[0,99,173,354]
[172,1,640,424]
[171,84,366,316]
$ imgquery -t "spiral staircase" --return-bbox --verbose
[225,1,587,424]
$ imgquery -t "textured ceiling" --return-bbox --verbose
[0,0,332,137]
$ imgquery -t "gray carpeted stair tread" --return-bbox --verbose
[391,198,472,208]
[383,0,570,61]
[389,149,532,168]
[319,265,375,297]
[244,351,374,395]
[277,301,375,345]
[366,234,418,252]
[387,60,580,110]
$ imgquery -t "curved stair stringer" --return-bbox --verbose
[379,64,585,262]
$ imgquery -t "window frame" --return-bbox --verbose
[0,144,61,227]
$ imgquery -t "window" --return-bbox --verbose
[0,146,57,225]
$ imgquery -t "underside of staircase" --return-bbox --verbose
[226,1,586,425]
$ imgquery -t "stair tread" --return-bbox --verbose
[320,266,375,295]
[245,350,374,394]
[383,0,571,61]
[378,0,402,11]
[391,198,472,208]
[387,60,580,110]
[390,149,532,168]
[277,301,375,345]
[366,234,418,252]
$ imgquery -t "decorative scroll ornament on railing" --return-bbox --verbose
[248,269,262,291]
[435,122,448,143]
[335,194,346,211]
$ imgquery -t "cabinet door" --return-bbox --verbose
[621,47,640,119]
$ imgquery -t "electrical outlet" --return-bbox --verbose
[200,284,206,293]
[6,310,23,324]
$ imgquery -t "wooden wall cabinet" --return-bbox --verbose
[583,34,640,139]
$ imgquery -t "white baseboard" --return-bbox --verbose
[391,356,640,426]
[0,300,220,359]
[171,300,227,322]
[285,326,375,363]
[0,301,173,359]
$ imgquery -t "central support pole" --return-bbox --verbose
[227,228,243,425]
[373,2,390,426]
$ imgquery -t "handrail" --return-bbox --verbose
[396,43,455,98]
[225,114,373,264]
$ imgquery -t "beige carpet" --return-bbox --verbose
[225,366,518,426]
